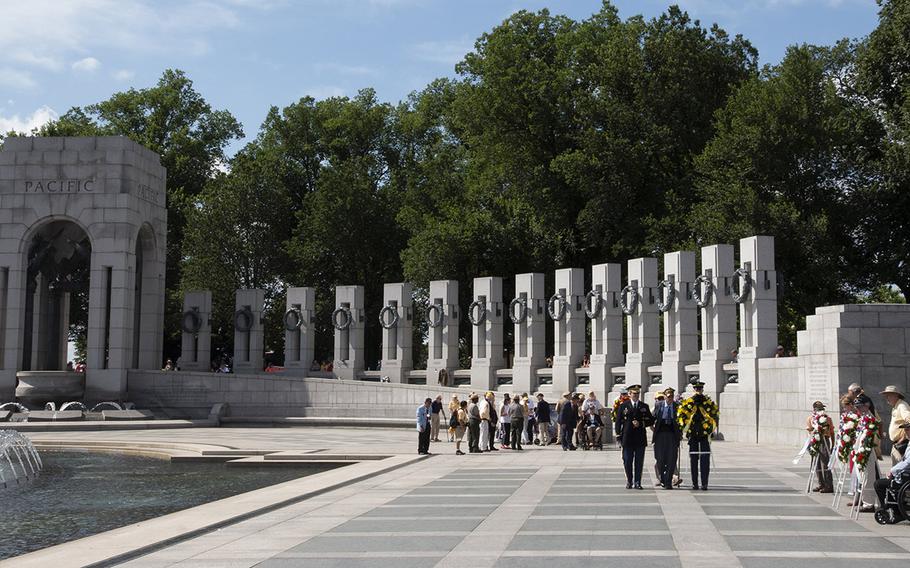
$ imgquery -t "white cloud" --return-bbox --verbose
[10,50,63,71]
[303,85,346,100]
[113,69,135,81]
[412,37,474,65]
[0,105,59,134]
[72,57,101,72]
[0,68,37,90]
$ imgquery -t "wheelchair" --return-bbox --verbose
[875,475,910,525]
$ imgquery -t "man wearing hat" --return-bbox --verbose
[881,385,910,463]
[678,381,719,490]
[615,385,653,489]
[652,387,681,489]
[849,383,876,415]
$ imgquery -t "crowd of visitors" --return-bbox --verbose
[415,381,720,491]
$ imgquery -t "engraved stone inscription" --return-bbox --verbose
[806,360,831,407]
[18,179,95,193]
[136,183,160,204]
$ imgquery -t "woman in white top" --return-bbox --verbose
[499,394,512,449]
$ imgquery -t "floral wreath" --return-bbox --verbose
[850,414,879,472]
[611,395,628,422]
[677,395,719,438]
[836,412,858,464]
[806,411,831,457]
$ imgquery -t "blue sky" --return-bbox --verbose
[0,0,881,155]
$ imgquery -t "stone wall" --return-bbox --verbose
[722,303,910,447]
[127,370,472,419]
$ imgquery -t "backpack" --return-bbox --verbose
[449,412,459,429]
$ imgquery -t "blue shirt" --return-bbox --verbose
[416,404,431,431]
[892,448,910,479]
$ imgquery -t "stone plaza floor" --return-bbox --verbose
[22,427,910,568]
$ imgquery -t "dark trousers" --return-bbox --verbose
[622,444,645,484]
[560,423,575,449]
[418,426,431,454]
[501,422,511,446]
[689,437,710,487]
[468,419,481,452]
[511,418,523,449]
[487,421,497,450]
[815,441,833,491]
[654,430,679,487]
[874,477,892,508]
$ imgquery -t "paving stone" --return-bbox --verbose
[363,506,495,517]
[521,518,669,532]
[710,518,866,533]
[739,558,910,568]
[495,556,681,568]
[261,557,443,568]
[329,518,482,533]
[539,494,658,504]
[694,495,815,505]
[533,504,660,516]
[726,534,906,553]
[507,533,676,551]
[408,487,509,495]
[286,535,464,553]
[390,495,507,505]
[702,505,839,517]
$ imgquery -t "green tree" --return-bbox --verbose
[691,44,884,348]
[39,69,244,359]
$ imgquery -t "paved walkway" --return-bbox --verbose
[25,428,910,567]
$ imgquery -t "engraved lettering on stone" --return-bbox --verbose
[19,179,95,193]
[136,183,160,204]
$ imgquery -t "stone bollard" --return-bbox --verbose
[470,277,505,391]
[511,273,546,394]
[380,282,414,383]
[624,258,660,390]
[590,263,623,398]
[233,289,265,373]
[658,251,698,395]
[283,287,315,375]
[180,290,212,371]
[552,268,585,394]
[426,280,460,385]
[698,244,737,396]
[333,285,365,380]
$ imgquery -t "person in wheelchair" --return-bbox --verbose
[585,410,605,450]
[874,443,910,524]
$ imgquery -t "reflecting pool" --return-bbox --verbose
[0,450,337,560]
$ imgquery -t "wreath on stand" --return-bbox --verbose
[837,412,859,464]
[806,411,831,457]
[851,414,880,472]
[611,395,628,423]
[677,396,719,439]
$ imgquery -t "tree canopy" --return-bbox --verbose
[11,1,909,363]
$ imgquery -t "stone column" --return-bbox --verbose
[180,290,212,371]
[659,251,698,395]
[470,276,504,391]
[380,282,413,383]
[698,244,737,396]
[624,258,660,390]
[590,263,623,397]
[85,251,134,401]
[284,287,315,375]
[426,280,459,384]
[511,273,546,394]
[333,285,365,380]
[552,268,585,394]
[233,288,265,374]
[737,235,778,388]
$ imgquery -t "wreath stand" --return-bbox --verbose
[849,468,869,521]
[805,453,819,494]
[831,455,850,508]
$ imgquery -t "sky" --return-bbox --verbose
[0,0,882,155]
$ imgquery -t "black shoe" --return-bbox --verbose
[490,447,499,451]
[563,447,568,451]
[634,484,643,490]
[691,484,699,490]
[456,450,465,455]
[701,486,708,491]
[626,482,632,489]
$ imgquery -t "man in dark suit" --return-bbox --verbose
[559,393,579,451]
[652,387,681,489]
[615,385,653,489]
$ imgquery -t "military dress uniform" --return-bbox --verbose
[615,386,654,489]
[652,387,681,489]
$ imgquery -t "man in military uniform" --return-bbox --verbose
[678,381,719,490]
[615,385,653,489]
[653,387,681,489]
